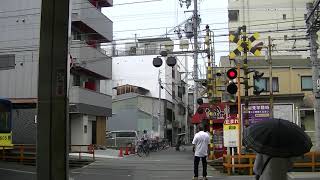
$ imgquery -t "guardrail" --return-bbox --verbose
[0,144,96,164]
[223,152,320,175]
[0,144,36,164]
[70,144,95,160]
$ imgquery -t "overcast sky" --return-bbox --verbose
[102,0,229,77]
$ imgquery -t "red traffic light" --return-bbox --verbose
[227,68,237,79]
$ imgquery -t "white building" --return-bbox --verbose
[228,0,313,58]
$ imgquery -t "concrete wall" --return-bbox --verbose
[0,0,41,98]
[108,108,139,131]
[71,114,83,145]
[84,115,93,145]
[12,108,37,144]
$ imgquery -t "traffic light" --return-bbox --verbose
[226,68,238,94]
[253,71,265,95]
[227,68,237,80]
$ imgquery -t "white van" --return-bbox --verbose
[106,130,138,147]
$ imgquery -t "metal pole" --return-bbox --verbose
[242,25,250,128]
[268,36,274,118]
[307,2,320,150]
[158,70,162,138]
[237,63,241,154]
[37,0,70,179]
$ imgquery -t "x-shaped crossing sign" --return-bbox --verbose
[229,32,263,59]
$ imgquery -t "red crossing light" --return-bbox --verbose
[227,68,237,80]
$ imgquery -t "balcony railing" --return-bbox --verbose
[72,0,113,42]
[70,40,112,79]
[69,86,112,116]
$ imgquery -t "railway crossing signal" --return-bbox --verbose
[229,32,263,59]
[226,68,238,95]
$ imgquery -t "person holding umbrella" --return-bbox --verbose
[243,118,313,180]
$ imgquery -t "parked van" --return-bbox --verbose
[106,130,138,148]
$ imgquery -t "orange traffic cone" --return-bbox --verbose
[124,147,129,155]
[119,147,123,157]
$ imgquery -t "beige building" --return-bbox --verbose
[220,55,315,146]
[228,0,313,57]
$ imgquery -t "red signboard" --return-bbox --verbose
[192,103,227,124]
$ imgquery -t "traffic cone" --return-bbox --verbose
[118,147,123,157]
[124,146,129,155]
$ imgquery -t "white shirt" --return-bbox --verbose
[192,131,210,157]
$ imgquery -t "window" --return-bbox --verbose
[228,10,239,22]
[254,77,279,92]
[0,54,15,70]
[301,76,313,91]
[116,132,136,138]
[283,14,287,20]
[284,35,288,41]
[84,125,87,133]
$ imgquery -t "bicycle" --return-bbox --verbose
[136,140,150,157]
[160,139,170,150]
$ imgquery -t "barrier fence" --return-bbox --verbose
[223,152,320,175]
[0,144,96,164]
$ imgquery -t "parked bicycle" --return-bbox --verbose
[159,138,170,150]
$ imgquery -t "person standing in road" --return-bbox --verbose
[192,126,210,180]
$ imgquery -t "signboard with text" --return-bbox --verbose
[241,103,294,125]
[223,117,239,147]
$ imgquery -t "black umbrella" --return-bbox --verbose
[243,118,313,158]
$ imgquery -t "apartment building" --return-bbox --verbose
[0,0,113,146]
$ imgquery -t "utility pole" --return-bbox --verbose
[158,70,162,138]
[307,2,320,150]
[193,0,199,133]
[268,36,274,118]
[37,0,70,179]
[184,55,189,143]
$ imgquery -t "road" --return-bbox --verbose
[0,147,254,180]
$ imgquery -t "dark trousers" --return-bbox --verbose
[194,156,207,177]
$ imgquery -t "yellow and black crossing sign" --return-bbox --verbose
[229,32,263,59]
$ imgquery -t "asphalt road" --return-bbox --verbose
[0,147,254,180]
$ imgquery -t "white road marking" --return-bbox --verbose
[0,167,36,174]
